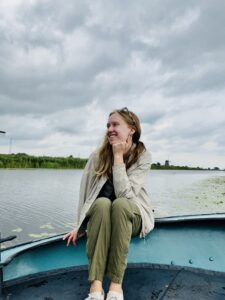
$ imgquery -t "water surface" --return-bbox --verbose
[0,169,224,248]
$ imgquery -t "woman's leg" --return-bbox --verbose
[105,197,142,289]
[85,197,112,290]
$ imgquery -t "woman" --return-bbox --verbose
[63,107,155,300]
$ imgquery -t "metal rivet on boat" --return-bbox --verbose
[171,261,175,265]
[189,259,193,264]
[209,257,214,261]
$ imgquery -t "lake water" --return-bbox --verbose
[0,169,225,249]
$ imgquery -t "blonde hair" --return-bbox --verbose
[95,107,146,179]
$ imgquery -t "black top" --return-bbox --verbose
[97,179,116,201]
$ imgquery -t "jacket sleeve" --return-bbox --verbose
[74,151,96,228]
[112,150,151,200]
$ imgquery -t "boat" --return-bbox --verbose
[1,213,225,299]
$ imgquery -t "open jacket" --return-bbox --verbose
[74,145,155,240]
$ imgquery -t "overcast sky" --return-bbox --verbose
[0,0,225,169]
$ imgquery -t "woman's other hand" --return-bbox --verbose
[62,229,78,247]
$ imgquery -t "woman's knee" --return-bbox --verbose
[86,197,111,220]
[111,198,133,235]
[92,197,111,214]
[112,197,130,213]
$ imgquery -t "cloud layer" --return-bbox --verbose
[0,0,225,168]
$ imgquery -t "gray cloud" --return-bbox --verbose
[0,0,224,168]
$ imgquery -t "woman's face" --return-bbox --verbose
[107,112,134,145]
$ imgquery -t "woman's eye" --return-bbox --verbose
[107,122,119,128]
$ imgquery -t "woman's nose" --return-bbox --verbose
[107,126,115,135]
[108,125,113,132]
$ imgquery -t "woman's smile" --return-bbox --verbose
[108,134,117,138]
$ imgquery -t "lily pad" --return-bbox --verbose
[40,223,55,230]
[12,227,23,233]
[28,232,50,238]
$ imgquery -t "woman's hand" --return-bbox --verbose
[112,142,127,156]
[62,229,78,247]
[112,134,132,164]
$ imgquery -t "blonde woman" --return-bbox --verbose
[63,108,155,300]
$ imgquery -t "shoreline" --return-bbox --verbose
[0,153,224,171]
[0,167,224,171]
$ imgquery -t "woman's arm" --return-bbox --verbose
[63,152,97,245]
[74,151,96,228]
[112,150,152,199]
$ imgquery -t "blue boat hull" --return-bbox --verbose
[1,214,225,299]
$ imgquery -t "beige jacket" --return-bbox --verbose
[75,145,155,239]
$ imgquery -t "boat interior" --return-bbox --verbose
[2,264,225,299]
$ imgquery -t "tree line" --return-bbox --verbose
[151,162,205,170]
[0,153,87,169]
[0,153,218,170]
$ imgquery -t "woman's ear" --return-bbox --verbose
[130,128,135,136]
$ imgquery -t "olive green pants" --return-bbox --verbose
[85,197,142,284]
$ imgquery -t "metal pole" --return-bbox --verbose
[0,232,3,297]
[9,138,12,154]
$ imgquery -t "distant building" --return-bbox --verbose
[165,160,170,166]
